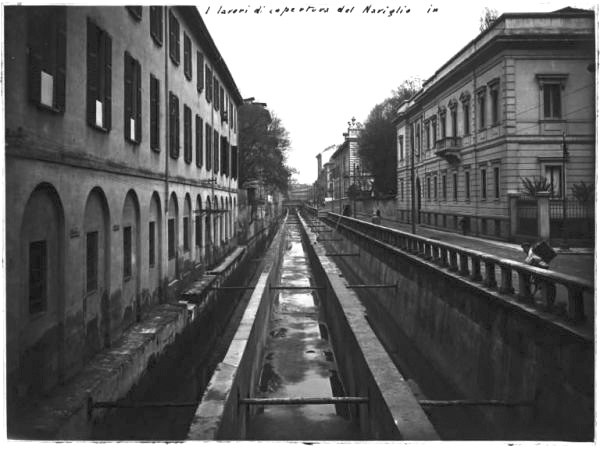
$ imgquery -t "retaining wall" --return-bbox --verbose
[317,212,593,440]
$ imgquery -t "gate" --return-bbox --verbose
[550,200,594,240]
[516,197,537,238]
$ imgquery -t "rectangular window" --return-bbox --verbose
[195,215,201,247]
[150,74,160,151]
[29,240,47,314]
[169,91,179,159]
[196,115,203,167]
[434,176,438,200]
[425,126,430,150]
[465,171,471,200]
[168,10,180,65]
[220,86,225,118]
[543,84,562,119]
[231,145,238,180]
[442,174,447,199]
[477,92,486,129]
[213,130,219,173]
[490,85,499,125]
[197,52,204,92]
[126,6,142,20]
[183,33,192,80]
[183,217,189,251]
[205,123,212,171]
[494,167,500,199]
[545,165,563,197]
[87,19,112,130]
[463,102,470,135]
[213,77,220,111]
[400,179,404,201]
[184,104,192,164]
[150,6,163,46]
[221,136,228,176]
[440,114,446,139]
[27,7,66,112]
[123,226,132,279]
[453,173,458,201]
[205,65,213,103]
[481,168,487,199]
[124,52,141,143]
[168,218,175,259]
[86,232,98,293]
[431,118,437,144]
[149,221,155,268]
[451,109,457,137]
[398,136,404,160]
[427,177,431,200]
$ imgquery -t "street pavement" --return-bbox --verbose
[355,212,595,283]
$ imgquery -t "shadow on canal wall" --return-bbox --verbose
[297,214,438,440]
[313,210,593,441]
[188,213,289,439]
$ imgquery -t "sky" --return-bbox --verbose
[200,0,597,185]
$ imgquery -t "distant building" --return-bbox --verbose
[323,118,372,213]
[395,7,595,239]
[315,144,336,203]
[5,6,242,404]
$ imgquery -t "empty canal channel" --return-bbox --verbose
[245,215,360,440]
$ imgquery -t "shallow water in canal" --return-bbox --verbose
[246,222,361,441]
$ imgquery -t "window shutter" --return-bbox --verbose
[184,34,191,80]
[213,130,219,173]
[175,96,180,155]
[195,115,202,167]
[205,66,211,102]
[54,8,66,112]
[135,59,142,142]
[124,52,132,140]
[104,32,112,129]
[150,6,162,46]
[27,9,44,105]
[205,124,211,171]
[150,75,159,150]
[86,19,98,125]
[197,52,204,92]
[213,77,219,111]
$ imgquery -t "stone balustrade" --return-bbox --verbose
[305,208,592,325]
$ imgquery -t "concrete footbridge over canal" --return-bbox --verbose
[17,207,593,441]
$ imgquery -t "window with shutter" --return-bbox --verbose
[213,77,220,111]
[213,130,219,173]
[231,146,238,180]
[184,33,192,80]
[87,18,112,130]
[126,6,142,21]
[150,6,163,46]
[124,52,141,144]
[205,123,212,171]
[197,52,204,92]
[168,219,175,259]
[27,7,66,112]
[150,74,160,151]
[205,66,212,103]
[183,217,189,251]
[184,105,192,164]
[169,92,179,159]
[169,10,180,65]
[220,136,228,176]
[29,240,47,315]
[196,115,203,168]
[149,221,155,267]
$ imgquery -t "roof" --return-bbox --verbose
[394,6,594,122]
[178,6,243,105]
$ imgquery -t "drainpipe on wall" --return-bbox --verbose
[473,69,479,236]
[164,7,170,284]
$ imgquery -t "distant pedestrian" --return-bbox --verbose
[371,209,381,225]
[459,216,468,235]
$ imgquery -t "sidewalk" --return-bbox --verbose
[372,216,594,283]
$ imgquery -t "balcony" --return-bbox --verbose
[434,136,462,163]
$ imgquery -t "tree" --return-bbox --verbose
[358,79,420,197]
[238,103,294,193]
[479,7,499,32]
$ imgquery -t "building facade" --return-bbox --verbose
[5,6,242,404]
[395,8,595,239]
